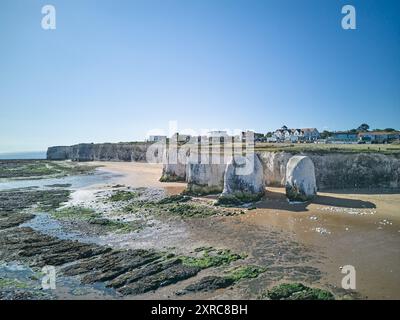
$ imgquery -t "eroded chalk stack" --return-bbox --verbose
[285,156,317,202]
[219,154,265,203]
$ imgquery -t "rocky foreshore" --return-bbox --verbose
[0,185,336,300]
[0,161,342,300]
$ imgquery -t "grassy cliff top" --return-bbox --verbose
[254,142,400,155]
[176,142,400,155]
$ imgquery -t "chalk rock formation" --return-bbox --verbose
[160,162,187,182]
[46,146,72,160]
[186,155,227,195]
[258,152,293,187]
[47,141,400,190]
[219,155,265,203]
[285,156,317,202]
[47,142,153,162]
[159,146,188,182]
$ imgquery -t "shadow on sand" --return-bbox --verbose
[320,188,400,195]
[256,190,376,212]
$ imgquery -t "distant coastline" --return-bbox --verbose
[0,151,46,160]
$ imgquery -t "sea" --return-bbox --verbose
[0,151,47,160]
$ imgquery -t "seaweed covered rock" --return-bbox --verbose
[285,156,317,202]
[177,276,234,295]
[218,155,265,204]
[266,283,334,300]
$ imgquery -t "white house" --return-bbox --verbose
[273,127,320,142]
[147,135,167,142]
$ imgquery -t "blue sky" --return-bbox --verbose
[0,0,399,152]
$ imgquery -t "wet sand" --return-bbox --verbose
[245,189,400,300]
[93,162,400,299]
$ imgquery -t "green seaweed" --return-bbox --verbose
[0,277,30,289]
[157,194,192,204]
[215,193,263,207]
[34,189,71,210]
[225,265,266,282]
[88,217,143,234]
[121,192,247,219]
[108,190,139,202]
[0,160,99,179]
[180,249,245,269]
[166,203,221,217]
[50,206,141,233]
[254,142,400,155]
[265,283,335,300]
[50,206,98,220]
[159,174,186,182]
[183,185,223,196]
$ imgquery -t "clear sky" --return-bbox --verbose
[0,0,399,152]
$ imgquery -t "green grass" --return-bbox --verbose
[254,142,400,155]
[265,283,335,300]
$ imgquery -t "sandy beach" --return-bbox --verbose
[95,161,186,194]
[94,161,400,299]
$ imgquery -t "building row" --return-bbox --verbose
[332,131,400,144]
[147,128,400,144]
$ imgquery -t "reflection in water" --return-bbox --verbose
[20,213,98,244]
[0,170,121,191]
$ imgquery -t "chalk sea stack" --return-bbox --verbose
[159,147,187,182]
[219,154,265,204]
[185,157,226,195]
[285,156,317,202]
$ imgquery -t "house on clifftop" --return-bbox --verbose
[273,126,320,142]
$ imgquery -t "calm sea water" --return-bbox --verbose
[0,170,121,191]
[0,151,46,160]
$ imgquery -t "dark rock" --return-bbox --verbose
[79,250,161,284]
[107,259,181,289]
[0,189,70,212]
[0,227,109,267]
[179,276,234,294]
[0,212,34,229]
[118,263,201,295]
